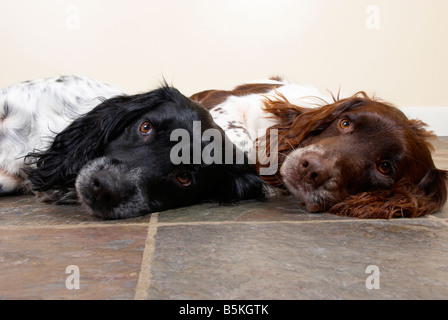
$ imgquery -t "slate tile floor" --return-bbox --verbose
[0,137,447,300]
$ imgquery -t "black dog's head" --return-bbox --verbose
[27,86,265,219]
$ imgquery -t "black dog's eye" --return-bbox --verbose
[176,172,192,187]
[139,121,152,135]
[376,161,392,175]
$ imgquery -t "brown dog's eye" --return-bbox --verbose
[377,161,392,175]
[339,118,351,130]
[177,172,192,187]
[139,121,152,135]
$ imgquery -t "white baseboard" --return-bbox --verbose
[400,106,448,136]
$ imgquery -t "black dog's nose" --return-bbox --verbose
[90,171,123,209]
[297,154,330,188]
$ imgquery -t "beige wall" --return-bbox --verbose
[0,0,447,107]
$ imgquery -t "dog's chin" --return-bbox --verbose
[288,189,334,213]
[282,180,329,212]
[75,157,151,220]
[77,199,150,220]
[280,167,334,213]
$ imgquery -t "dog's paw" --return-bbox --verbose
[0,174,22,196]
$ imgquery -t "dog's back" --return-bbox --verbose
[0,75,123,194]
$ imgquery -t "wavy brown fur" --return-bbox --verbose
[259,91,447,218]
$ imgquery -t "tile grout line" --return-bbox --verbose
[134,212,159,300]
[156,219,359,227]
[0,222,152,230]
[155,217,431,227]
[2,215,443,230]
[0,218,357,230]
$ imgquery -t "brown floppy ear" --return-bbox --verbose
[407,119,438,149]
[329,169,448,219]
[417,167,448,213]
[262,92,312,127]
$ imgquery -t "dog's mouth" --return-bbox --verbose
[279,147,341,213]
[75,157,150,220]
[281,173,337,212]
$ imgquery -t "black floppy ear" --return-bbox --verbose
[230,163,267,201]
[213,142,268,203]
[27,87,174,191]
[215,163,267,204]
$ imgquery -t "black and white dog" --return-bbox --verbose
[1,75,265,219]
[1,75,123,194]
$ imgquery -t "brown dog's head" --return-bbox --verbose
[262,92,447,218]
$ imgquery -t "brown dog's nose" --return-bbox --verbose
[297,154,330,188]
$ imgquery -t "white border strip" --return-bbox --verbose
[400,106,448,136]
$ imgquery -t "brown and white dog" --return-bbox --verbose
[191,77,447,219]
